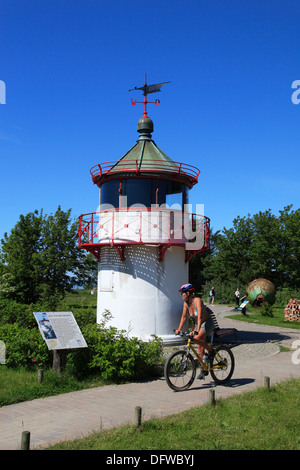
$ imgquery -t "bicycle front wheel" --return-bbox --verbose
[164,350,196,391]
[210,345,235,385]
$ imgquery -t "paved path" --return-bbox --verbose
[0,305,299,450]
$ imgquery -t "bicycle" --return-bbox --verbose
[164,331,235,391]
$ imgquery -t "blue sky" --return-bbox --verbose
[0,0,299,240]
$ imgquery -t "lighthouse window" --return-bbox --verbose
[122,178,156,207]
[100,180,120,209]
[100,178,189,210]
[157,181,189,209]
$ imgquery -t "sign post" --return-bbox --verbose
[33,311,88,373]
[238,300,249,315]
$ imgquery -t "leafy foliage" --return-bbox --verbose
[0,210,45,303]
[0,300,163,382]
[68,311,163,381]
[0,206,97,306]
[0,323,51,368]
[191,206,300,302]
[0,298,36,328]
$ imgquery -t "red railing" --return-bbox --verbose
[78,208,210,262]
[90,159,200,186]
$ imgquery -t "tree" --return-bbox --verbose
[0,206,93,304]
[249,210,281,282]
[277,206,300,287]
[203,215,254,286]
[36,206,83,300]
[0,210,44,303]
[197,205,300,296]
[189,228,220,290]
[75,252,98,290]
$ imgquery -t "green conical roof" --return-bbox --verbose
[91,116,199,188]
[110,116,178,174]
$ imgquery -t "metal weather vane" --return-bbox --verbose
[129,74,170,117]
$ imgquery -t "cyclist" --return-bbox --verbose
[175,283,215,379]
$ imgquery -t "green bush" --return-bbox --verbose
[67,312,163,382]
[0,323,52,368]
[64,306,96,329]
[259,303,274,317]
[0,298,37,328]
[0,299,163,382]
[274,287,300,307]
[0,296,96,330]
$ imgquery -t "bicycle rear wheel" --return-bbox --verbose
[164,350,196,391]
[210,345,235,385]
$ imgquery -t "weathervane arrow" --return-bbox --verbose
[129,74,170,117]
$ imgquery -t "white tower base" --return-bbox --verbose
[97,245,188,344]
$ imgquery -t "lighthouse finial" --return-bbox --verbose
[129,74,170,117]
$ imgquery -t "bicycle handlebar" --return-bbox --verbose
[174,330,192,338]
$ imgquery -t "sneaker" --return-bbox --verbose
[197,370,208,379]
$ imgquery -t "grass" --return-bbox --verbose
[46,378,300,450]
[227,305,300,329]
[63,289,97,308]
[0,365,107,407]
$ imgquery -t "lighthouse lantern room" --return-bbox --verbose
[78,76,210,344]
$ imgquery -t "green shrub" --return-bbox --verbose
[67,312,163,382]
[65,306,96,329]
[0,296,97,330]
[274,287,300,307]
[0,300,163,382]
[0,323,52,368]
[259,303,274,317]
[0,298,37,328]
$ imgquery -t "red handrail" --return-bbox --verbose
[90,159,200,185]
[78,209,210,251]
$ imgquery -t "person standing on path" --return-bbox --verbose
[210,287,215,305]
[235,288,240,308]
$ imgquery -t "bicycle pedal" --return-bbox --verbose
[197,370,208,380]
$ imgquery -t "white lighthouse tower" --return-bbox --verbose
[78,76,210,344]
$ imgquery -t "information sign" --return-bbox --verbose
[33,311,88,350]
[238,300,249,310]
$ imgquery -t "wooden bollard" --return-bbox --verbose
[38,369,43,384]
[135,406,142,429]
[21,431,30,450]
[264,376,270,390]
[209,389,216,406]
